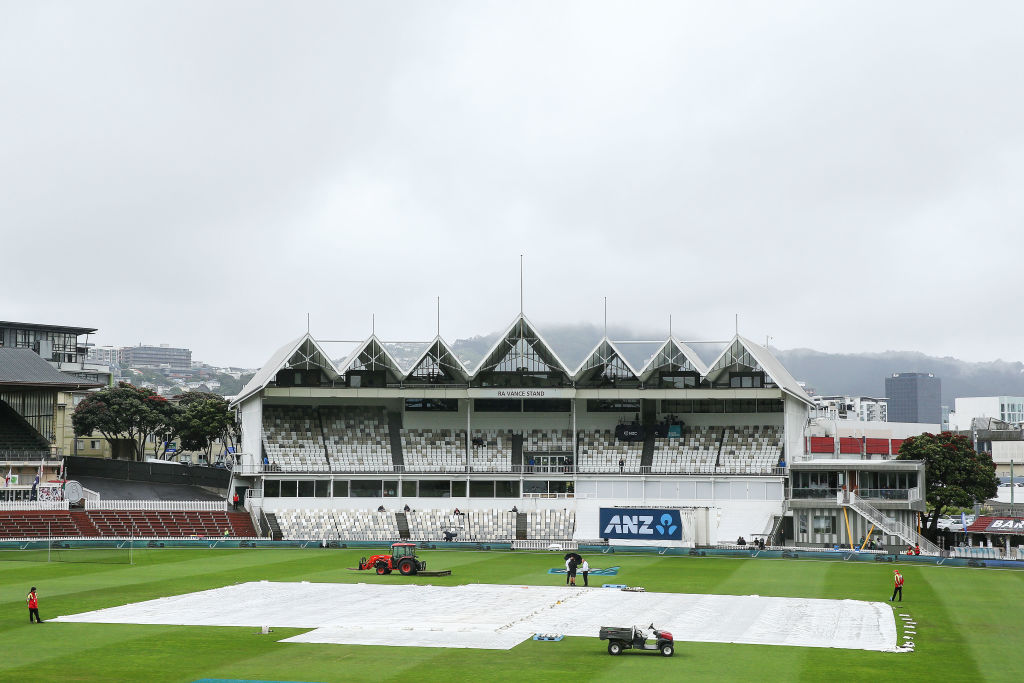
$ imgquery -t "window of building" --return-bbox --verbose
[588,399,641,412]
[350,480,382,497]
[469,480,495,497]
[813,515,836,535]
[419,480,452,497]
[729,373,765,388]
[495,481,520,497]
[280,481,298,497]
[451,480,467,497]
[314,480,331,497]
[405,399,459,412]
[298,480,315,497]
[474,399,522,412]
[264,480,280,497]
[522,399,571,412]
[333,480,349,497]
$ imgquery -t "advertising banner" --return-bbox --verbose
[982,518,1024,534]
[599,507,683,540]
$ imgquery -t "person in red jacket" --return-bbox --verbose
[27,587,42,623]
[890,570,904,602]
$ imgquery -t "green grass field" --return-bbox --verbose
[1,547,1022,682]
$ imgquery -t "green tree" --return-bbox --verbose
[897,431,999,538]
[72,383,179,461]
[172,392,239,460]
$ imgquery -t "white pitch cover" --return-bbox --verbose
[52,582,899,652]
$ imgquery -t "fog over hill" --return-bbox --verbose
[444,323,1024,405]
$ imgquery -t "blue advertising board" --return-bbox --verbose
[599,507,683,541]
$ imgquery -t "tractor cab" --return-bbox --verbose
[391,543,417,560]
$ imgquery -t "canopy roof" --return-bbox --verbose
[233,334,339,404]
[238,319,811,404]
[637,338,708,382]
[573,338,640,383]
[336,335,405,382]
[705,335,812,405]
[472,314,571,379]
[404,336,469,383]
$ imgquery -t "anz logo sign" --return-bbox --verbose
[599,508,683,540]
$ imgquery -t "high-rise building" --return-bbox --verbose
[884,372,941,424]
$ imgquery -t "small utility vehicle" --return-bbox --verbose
[599,624,674,657]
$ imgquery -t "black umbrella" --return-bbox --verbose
[563,552,582,563]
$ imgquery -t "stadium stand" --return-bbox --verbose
[84,510,255,537]
[462,509,516,541]
[651,426,721,473]
[718,425,782,474]
[319,406,393,472]
[406,509,464,540]
[526,509,576,540]
[0,510,257,538]
[0,400,50,453]
[469,429,513,472]
[577,430,642,473]
[523,429,574,454]
[401,428,466,472]
[271,509,400,541]
[261,406,329,472]
[0,510,81,537]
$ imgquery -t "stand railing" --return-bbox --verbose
[842,491,939,554]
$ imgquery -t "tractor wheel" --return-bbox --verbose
[398,558,416,576]
[608,641,623,656]
[660,644,674,657]
[375,562,390,575]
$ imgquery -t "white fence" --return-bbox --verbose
[0,500,70,511]
[82,488,101,503]
[512,540,578,550]
[85,500,227,512]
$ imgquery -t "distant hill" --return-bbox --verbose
[445,323,1024,405]
[771,349,1024,406]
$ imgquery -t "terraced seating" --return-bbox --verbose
[405,509,465,541]
[83,510,253,537]
[577,430,642,473]
[469,429,512,472]
[401,428,466,472]
[523,429,574,454]
[526,509,575,540]
[718,425,782,474]
[651,426,721,474]
[271,509,400,541]
[462,510,516,541]
[0,511,81,538]
[320,406,392,472]
[261,406,329,472]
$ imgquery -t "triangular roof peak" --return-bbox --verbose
[638,337,708,382]
[337,334,405,381]
[471,313,571,378]
[232,333,338,405]
[704,335,812,405]
[404,335,469,383]
[573,337,640,383]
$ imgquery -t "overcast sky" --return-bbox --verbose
[3,2,1023,368]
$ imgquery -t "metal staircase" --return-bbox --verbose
[843,492,940,554]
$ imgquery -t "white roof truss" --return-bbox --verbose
[337,335,405,382]
[638,338,708,383]
[472,314,571,379]
[704,335,812,405]
[573,338,640,383]
[404,336,469,383]
[231,333,338,406]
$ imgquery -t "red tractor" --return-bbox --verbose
[356,543,428,575]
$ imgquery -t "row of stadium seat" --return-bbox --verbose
[0,511,258,538]
[266,508,576,542]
